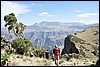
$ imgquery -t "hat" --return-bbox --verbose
[55,44,58,48]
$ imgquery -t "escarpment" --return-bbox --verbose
[61,35,79,55]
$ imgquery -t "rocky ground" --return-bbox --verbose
[6,53,98,66]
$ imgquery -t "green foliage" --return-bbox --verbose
[31,45,39,56]
[31,45,47,57]
[38,46,47,57]
[15,22,26,37]
[4,13,26,38]
[3,13,47,58]
[4,13,17,24]
[1,52,11,62]
[32,45,39,51]
[4,13,17,33]
[12,38,33,55]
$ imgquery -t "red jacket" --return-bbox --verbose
[53,48,60,56]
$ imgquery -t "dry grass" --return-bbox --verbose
[5,53,98,66]
[9,53,54,66]
[75,26,99,43]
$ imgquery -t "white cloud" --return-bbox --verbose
[38,12,58,17]
[1,1,31,19]
[31,3,36,6]
[1,1,31,27]
[31,3,43,6]
[76,12,99,17]
[38,12,48,16]
[39,4,43,6]
[76,10,81,12]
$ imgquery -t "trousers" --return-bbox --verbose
[54,56,59,66]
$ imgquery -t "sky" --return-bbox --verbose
[1,1,99,28]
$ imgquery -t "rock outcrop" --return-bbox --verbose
[61,35,79,55]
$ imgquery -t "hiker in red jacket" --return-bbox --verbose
[53,45,60,66]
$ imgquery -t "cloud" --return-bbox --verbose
[39,4,43,6]
[31,3,43,7]
[76,10,81,12]
[38,12,49,16]
[31,3,36,6]
[38,12,58,17]
[1,1,31,18]
[76,12,99,17]
[1,1,31,27]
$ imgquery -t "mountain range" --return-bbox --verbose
[1,21,99,49]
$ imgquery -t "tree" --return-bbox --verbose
[3,13,31,55]
[4,13,26,38]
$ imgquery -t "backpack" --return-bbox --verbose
[53,48,60,56]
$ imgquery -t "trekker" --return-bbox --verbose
[45,49,49,59]
[53,45,60,66]
[30,52,34,57]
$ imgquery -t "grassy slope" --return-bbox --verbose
[74,26,99,43]
[73,25,99,61]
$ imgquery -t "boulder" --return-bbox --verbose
[61,35,79,55]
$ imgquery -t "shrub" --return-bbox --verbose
[38,46,47,58]
[1,52,11,62]
[1,52,11,66]
[31,45,39,56]
[12,38,33,55]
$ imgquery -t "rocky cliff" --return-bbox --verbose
[61,35,79,55]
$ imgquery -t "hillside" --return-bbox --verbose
[61,25,99,66]
[73,25,99,59]
[74,25,99,44]
[1,25,99,66]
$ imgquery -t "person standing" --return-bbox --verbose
[45,49,49,59]
[53,45,60,66]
